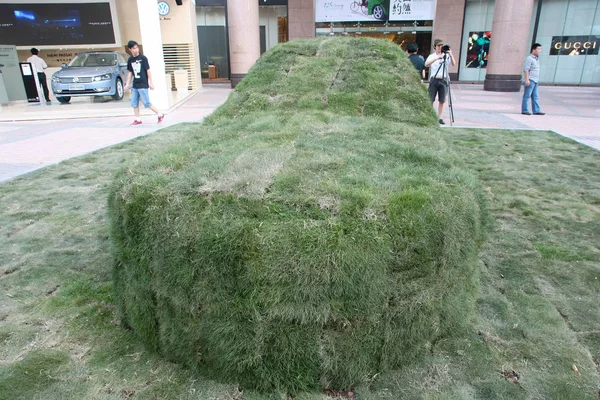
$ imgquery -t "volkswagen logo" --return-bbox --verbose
[158,1,170,16]
[72,77,79,82]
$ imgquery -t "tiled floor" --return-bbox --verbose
[0,85,232,182]
[444,84,600,149]
[0,89,195,122]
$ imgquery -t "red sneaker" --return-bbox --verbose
[132,120,142,126]
[157,114,164,124]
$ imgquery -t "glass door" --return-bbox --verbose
[197,6,230,82]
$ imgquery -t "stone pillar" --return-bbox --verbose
[227,0,260,88]
[484,0,535,92]
[188,0,203,90]
[289,0,315,40]
[136,0,169,110]
[431,0,466,81]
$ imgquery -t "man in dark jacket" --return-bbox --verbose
[407,43,426,80]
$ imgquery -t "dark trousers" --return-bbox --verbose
[37,72,50,101]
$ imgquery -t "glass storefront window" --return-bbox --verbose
[458,0,495,82]
[535,0,600,84]
[259,5,288,54]
[196,6,229,82]
[315,21,432,59]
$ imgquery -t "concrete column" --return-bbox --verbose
[136,0,169,110]
[289,0,315,40]
[431,0,466,81]
[227,0,260,88]
[188,0,203,90]
[484,0,535,92]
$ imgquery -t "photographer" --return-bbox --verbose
[425,39,456,125]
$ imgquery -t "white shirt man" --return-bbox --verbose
[26,48,51,102]
[425,40,456,125]
[26,54,47,74]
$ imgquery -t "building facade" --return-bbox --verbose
[434,0,600,89]
[0,0,597,97]
[317,0,600,88]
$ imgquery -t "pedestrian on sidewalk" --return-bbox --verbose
[27,48,51,103]
[522,43,545,116]
[124,40,165,125]
[407,43,426,80]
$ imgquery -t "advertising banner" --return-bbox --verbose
[389,0,435,21]
[315,0,382,23]
[550,36,599,56]
[0,45,27,100]
[315,0,435,22]
[466,31,491,68]
[0,3,115,46]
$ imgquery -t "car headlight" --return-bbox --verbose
[93,74,111,82]
[51,76,60,83]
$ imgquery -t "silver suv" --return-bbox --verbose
[51,51,129,104]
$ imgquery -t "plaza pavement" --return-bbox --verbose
[0,83,598,183]
[443,84,600,150]
[0,84,232,182]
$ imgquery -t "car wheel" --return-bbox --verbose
[112,78,124,100]
[373,5,386,20]
[57,96,71,104]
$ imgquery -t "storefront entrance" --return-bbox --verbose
[197,5,230,83]
[316,21,433,68]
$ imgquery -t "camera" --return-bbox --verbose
[441,44,451,53]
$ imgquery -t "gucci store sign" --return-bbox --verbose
[550,36,598,56]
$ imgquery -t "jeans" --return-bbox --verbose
[131,88,152,108]
[521,80,540,114]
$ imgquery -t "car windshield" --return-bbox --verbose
[68,54,116,67]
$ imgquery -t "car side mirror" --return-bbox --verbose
[61,63,68,69]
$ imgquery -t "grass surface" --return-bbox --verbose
[0,123,599,398]
[1,38,599,397]
[107,38,485,392]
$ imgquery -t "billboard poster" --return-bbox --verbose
[0,3,115,46]
[315,0,383,23]
[466,31,491,68]
[550,36,599,56]
[315,0,435,22]
[389,0,436,21]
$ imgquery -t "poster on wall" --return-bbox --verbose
[466,31,491,68]
[550,36,599,56]
[389,0,435,21]
[315,0,435,22]
[0,3,116,46]
[315,0,383,22]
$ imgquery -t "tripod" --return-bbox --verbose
[432,53,455,126]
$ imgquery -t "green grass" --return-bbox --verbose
[107,38,485,392]
[1,125,599,398]
[0,41,599,398]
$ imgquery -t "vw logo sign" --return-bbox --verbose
[72,77,79,82]
[158,1,170,16]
